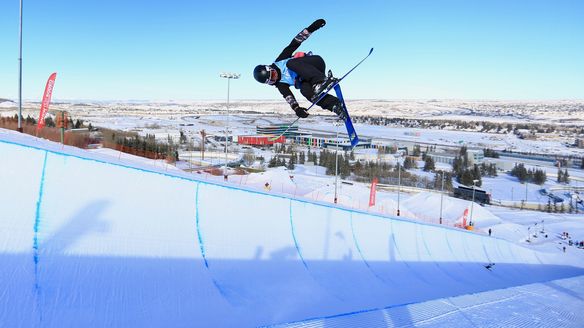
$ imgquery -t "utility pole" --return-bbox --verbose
[17,0,23,132]
[200,129,206,160]
[334,121,340,204]
[439,171,445,224]
[397,156,401,216]
[469,179,479,227]
[523,181,528,210]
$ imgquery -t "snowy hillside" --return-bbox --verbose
[2,99,584,124]
[1,128,583,327]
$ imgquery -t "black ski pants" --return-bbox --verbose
[287,55,339,111]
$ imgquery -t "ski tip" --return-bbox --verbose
[368,48,374,55]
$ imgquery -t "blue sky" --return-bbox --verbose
[0,0,583,101]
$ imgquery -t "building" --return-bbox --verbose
[426,149,484,167]
[212,135,233,142]
[468,149,484,165]
[292,132,371,150]
[256,124,298,138]
[237,135,285,146]
[427,152,457,165]
[576,137,584,149]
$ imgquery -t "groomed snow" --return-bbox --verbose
[1,128,583,327]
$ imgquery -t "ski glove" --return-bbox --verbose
[295,19,326,43]
[294,107,309,118]
[307,19,326,33]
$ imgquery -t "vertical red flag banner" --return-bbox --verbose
[37,72,57,131]
[461,208,469,227]
[369,177,378,207]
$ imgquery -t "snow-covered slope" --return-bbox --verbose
[1,128,583,327]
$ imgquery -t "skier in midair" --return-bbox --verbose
[253,19,346,120]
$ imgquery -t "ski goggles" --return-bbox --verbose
[265,66,278,85]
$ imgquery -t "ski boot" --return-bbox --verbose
[311,70,338,102]
[330,101,347,121]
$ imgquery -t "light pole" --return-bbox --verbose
[334,121,340,204]
[524,180,528,209]
[469,179,479,227]
[18,0,23,132]
[439,171,445,224]
[397,155,401,216]
[219,72,240,180]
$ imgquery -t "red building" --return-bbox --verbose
[237,135,285,146]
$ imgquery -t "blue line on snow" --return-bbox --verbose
[195,183,209,269]
[349,213,390,285]
[194,182,230,301]
[289,201,309,270]
[33,151,48,272]
[32,151,48,323]
[262,299,418,328]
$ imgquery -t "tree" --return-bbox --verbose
[243,149,255,167]
[452,156,463,175]
[459,146,469,167]
[423,156,435,172]
[472,164,482,186]
[511,163,528,183]
[412,144,421,157]
[557,169,569,184]
[433,171,453,191]
[403,156,416,169]
[533,169,547,185]
[179,130,187,144]
[299,151,305,164]
[340,156,351,179]
[287,155,296,170]
[44,117,56,128]
[490,163,498,177]
[459,169,475,186]
[483,148,499,158]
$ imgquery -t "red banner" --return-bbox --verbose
[461,208,469,227]
[37,72,57,131]
[369,177,378,207]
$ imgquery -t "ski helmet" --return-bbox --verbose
[253,65,277,85]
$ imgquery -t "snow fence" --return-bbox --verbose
[1,136,583,327]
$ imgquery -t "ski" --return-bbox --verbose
[270,47,374,141]
[333,83,359,148]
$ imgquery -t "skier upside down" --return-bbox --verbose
[253,19,346,120]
